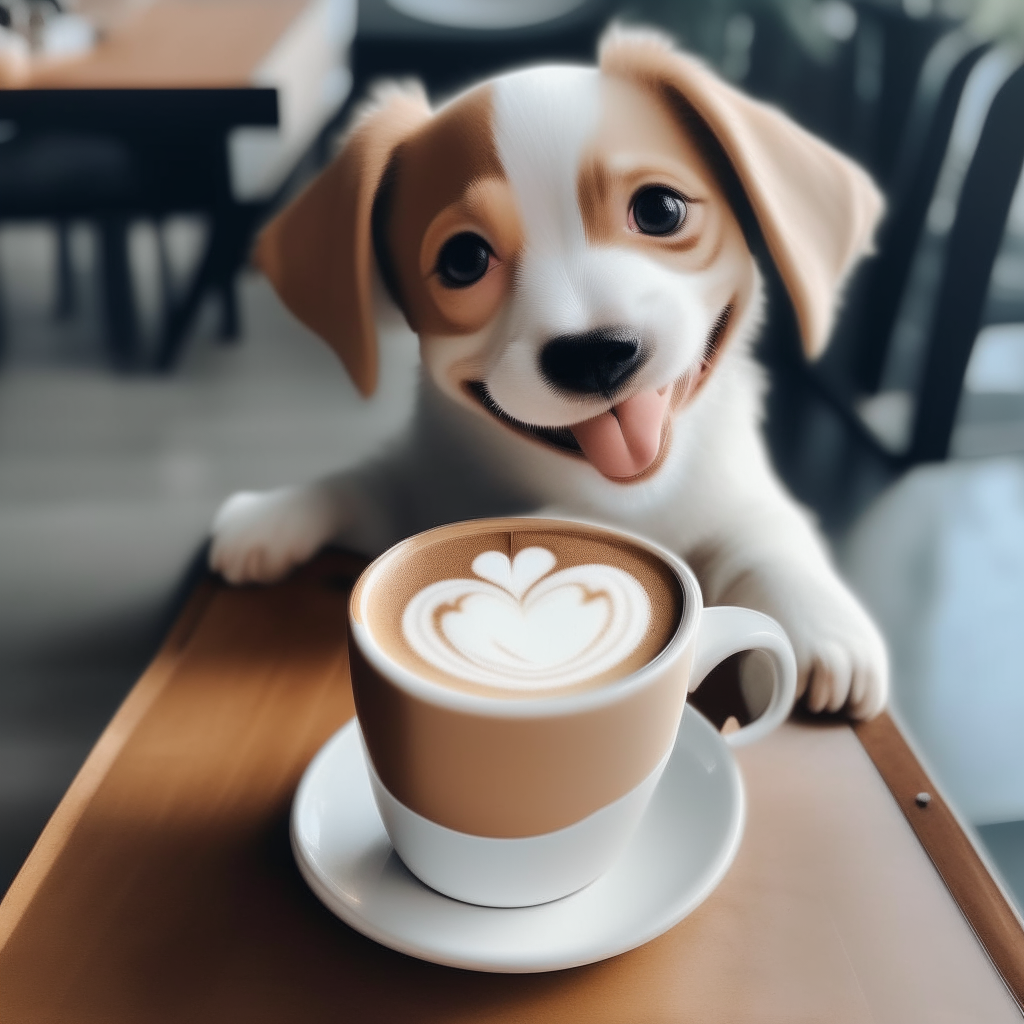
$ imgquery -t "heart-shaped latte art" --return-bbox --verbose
[402,547,651,691]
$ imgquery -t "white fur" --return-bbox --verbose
[493,67,597,255]
[210,66,889,719]
[485,67,714,428]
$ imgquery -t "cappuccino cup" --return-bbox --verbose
[348,517,796,907]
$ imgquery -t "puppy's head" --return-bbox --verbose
[258,27,882,482]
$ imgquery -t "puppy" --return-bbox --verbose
[210,26,889,719]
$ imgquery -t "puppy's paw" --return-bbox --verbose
[209,487,337,585]
[726,572,889,720]
[786,585,889,720]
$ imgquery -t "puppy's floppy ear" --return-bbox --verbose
[600,27,884,359]
[255,84,432,395]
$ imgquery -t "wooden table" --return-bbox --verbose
[1,551,1022,1022]
[28,0,308,90]
[0,0,348,367]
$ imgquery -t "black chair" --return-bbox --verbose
[740,1,949,182]
[907,56,1024,462]
[729,22,1015,536]
[830,43,1024,467]
[0,85,283,371]
[852,29,992,397]
[0,130,144,368]
[756,28,1024,534]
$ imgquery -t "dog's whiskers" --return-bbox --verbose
[703,304,734,369]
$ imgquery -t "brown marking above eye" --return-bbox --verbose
[410,174,523,335]
[577,159,611,237]
[419,176,521,278]
[577,154,705,254]
[576,74,745,269]
[378,83,522,335]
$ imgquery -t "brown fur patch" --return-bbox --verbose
[256,86,431,395]
[375,85,524,337]
[577,75,747,273]
[598,28,884,358]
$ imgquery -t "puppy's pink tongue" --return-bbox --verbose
[571,389,670,479]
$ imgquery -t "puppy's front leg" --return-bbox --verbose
[692,490,889,721]
[209,470,392,585]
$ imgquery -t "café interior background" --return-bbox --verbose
[0,0,1021,908]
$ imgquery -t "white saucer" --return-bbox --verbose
[291,705,745,973]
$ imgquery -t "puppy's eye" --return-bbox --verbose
[437,232,491,288]
[631,187,686,236]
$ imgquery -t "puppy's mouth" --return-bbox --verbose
[465,380,586,457]
[466,304,734,482]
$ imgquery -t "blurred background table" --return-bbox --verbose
[0,0,355,368]
[0,552,1021,1022]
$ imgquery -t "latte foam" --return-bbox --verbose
[403,546,652,691]
[357,520,684,698]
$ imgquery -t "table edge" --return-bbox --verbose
[2,560,1021,1014]
[855,712,1024,1012]
[0,578,219,948]
[0,88,281,129]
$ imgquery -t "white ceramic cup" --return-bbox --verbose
[348,518,796,907]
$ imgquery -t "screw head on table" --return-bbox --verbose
[915,792,932,808]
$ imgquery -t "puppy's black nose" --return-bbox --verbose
[540,329,644,397]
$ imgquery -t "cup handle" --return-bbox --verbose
[688,606,797,747]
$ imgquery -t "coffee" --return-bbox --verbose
[347,516,795,907]
[360,519,684,698]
